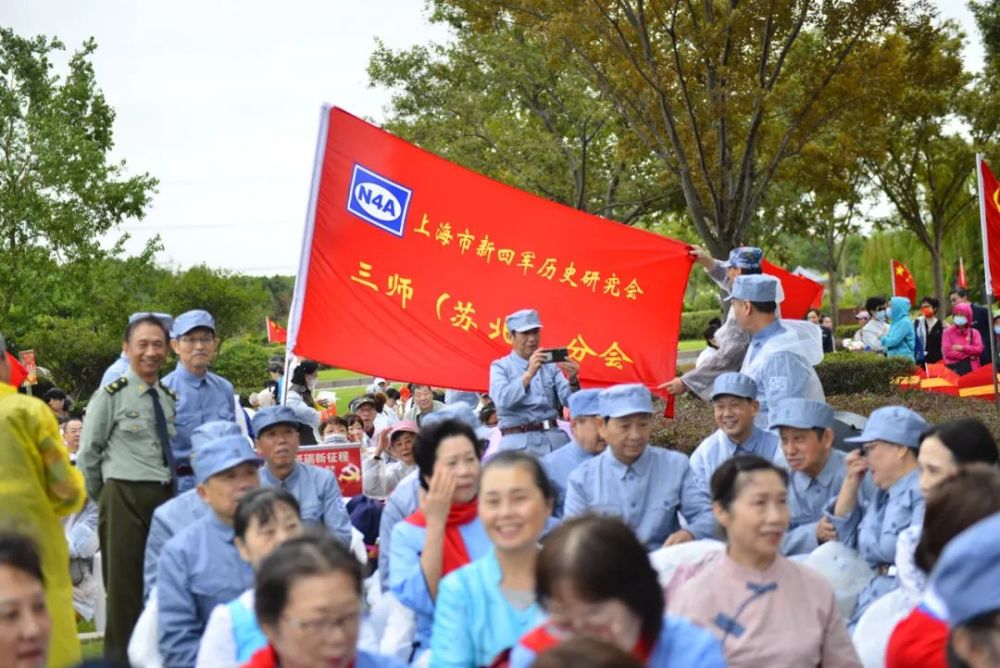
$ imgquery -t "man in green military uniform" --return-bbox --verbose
[78,312,177,659]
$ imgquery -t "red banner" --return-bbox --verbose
[760,260,824,320]
[297,444,363,498]
[891,259,917,305]
[980,158,1000,298]
[266,318,288,344]
[4,352,28,388]
[289,107,693,392]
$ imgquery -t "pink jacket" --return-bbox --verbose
[942,303,984,369]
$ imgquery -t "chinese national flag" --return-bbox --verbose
[891,259,917,305]
[4,352,28,388]
[980,158,1000,298]
[289,107,694,393]
[266,318,288,344]
[760,260,825,320]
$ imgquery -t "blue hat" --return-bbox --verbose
[128,312,173,332]
[725,274,780,303]
[844,405,928,449]
[769,398,834,430]
[569,389,602,417]
[190,421,262,484]
[251,406,302,437]
[505,309,543,333]
[421,403,492,441]
[927,512,1000,626]
[598,384,653,418]
[172,309,216,338]
[710,373,758,401]
[722,247,764,270]
[445,390,479,409]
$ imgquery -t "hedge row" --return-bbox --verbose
[680,309,722,340]
[213,336,285,399]
[835,324,861,340]
[814,351,916,396]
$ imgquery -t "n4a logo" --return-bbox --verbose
[346,164,412,237]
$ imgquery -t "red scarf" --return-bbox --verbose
[519,624,654,663]
[404,498,479,576]
[242,644,357,668]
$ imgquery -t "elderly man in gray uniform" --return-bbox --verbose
[662,246,763,401]
[489,308,580,457]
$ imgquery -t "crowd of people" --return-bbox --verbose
[1,245,999,668]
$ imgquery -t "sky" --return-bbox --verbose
[0,0,987,276]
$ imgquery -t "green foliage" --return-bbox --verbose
[835,325,862,340]
[368,19,679,224]
[213,337,284,398]
[156,265,271,344]
[17,316,121,399]
[814,351,915,396]
[680,310,721,341]
[0,29,158,320]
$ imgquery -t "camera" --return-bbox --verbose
[539,347,570,364]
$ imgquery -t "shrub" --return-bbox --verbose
[835,324,861,340]
[680,309,722,340]
[213,336,285,398]
[815,351,915,396]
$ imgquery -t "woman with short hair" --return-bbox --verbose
[245,532,404,668]
[670,456,860,667]
[0,532,51,668]
[509,515,724,667]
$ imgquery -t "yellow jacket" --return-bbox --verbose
[0,384,85,667]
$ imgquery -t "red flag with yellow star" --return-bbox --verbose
[979,157,1000,299]
[891,259,917,305]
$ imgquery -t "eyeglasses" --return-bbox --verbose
[179,335,215,346]
[282,610,359,635]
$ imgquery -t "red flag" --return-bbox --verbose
[891,259,917,305]
[760,261,825,320]
[958,256,967,290]
[4,352,28,388]
[266,318,288,344]
[289,107,694,393]
[979,158,1000,298]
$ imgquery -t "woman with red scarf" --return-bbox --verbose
[388,419,490,664]
[243,533,404,668]
[508,516,724,667]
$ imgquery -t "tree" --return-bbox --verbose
[861,18,993,305]
[442,0,906,257]
[156,265,271,344]
[0,29,158,321]
[368,16,680,223]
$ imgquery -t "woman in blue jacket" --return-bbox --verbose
[881,296,916,361]
[430,452,552,667]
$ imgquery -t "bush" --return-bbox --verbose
[213,336,285,398]
[681,309,722,340]
[815,352,915,396]
[835,324,861,340]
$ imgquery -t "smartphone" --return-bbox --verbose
[540,347,570,364]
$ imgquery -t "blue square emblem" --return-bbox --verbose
[346,164,412,237]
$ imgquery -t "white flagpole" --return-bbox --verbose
[975,153,1000,406]
[282,104,332,405]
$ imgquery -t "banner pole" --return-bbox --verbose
[282,104,332,406]
[975,154,1000,407]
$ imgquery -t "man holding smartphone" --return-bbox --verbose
[489,308,580,457]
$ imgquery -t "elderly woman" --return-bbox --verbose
[245,532,404,668]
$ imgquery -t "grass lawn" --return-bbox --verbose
[312,384,370,414]
[317,367,367,381]
[677,339,706,352]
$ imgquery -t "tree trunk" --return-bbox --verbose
[931,247,945,309]
[829,263,840,327]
